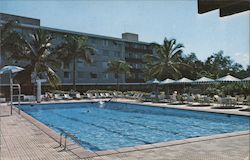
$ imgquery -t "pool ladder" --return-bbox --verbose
[58,128,82,150]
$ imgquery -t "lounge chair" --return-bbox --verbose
[94,93,100,98]
[113,92,118,98]
[214,97,237,109]
[43,92,54,101]
[70,93,81,99]
[99,93,106,98]
[54,94,63,100]
[105,93,112,98]
[0,98,6,103]
[63,94,73,100]
[187,95,194,103]
[24,95,36,101]
[87,93,93,99]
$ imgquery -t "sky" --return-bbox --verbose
[0,0,249,68]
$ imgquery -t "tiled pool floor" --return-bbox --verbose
[0,103,249,160]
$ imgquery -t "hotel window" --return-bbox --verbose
[78,71,85,79]
[64,72,70,79]
[104,73,109,79]
[90,73,97,79]
[77,59,84,68]
[103,40,109,47]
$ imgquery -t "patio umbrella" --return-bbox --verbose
[194,77,214,84]
[175,77,193,93]
[216,74,241,82]
[146,78,161,84]
[160,78,175,95]
[160,78,175,85]
[242,77,250,82]
[0,66,24,115]
[175,77,193,84]
[0,66,24,74]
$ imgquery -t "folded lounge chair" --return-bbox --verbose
[105,93,112,98]
[87,93,93,99]
[54,94,63,100]
[63,94,73,100]
[100,93,106,98]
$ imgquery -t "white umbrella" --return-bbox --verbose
[0,66,24,74]
[146,78,161,84]
[242,77,250,81]
[175,77,193,83]
[216,74,241,82]
[160,78,175,85]
[0,65,24,115]
[194,77,214,84]
[175,77,193,94]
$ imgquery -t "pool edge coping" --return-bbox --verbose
[15,98,250,117]
[14,101,250,159]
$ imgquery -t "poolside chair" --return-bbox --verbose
[113,92,118,98]
[170,95,177,103]
[54,94,63,100]
[187,95,194,103]
[63,94,73,100]
[70,93,81,100]
[235,96,244,105]
[94,93,100,99]
[105,93,112,98]
[43,92,54,101]
[24,95,36,101]
[0,98,6,103]
[99,93,106,98]
[87,93,93,99]
[136,93,144,102]
[246,96,250,105]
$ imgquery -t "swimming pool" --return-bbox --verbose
[20,102,250,151]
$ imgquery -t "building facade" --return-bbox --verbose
[0,13,153,86]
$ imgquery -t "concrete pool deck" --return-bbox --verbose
[0,99,250,160]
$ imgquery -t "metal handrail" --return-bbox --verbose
[57,128,81,150]
[0,83,21,114]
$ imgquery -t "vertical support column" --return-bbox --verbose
[18,84,21,114]
[37,81,42,103]
[9,72,13,115]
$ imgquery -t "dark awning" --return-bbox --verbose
[198,0,250,17]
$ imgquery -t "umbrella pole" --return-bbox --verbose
[10,72,13,115]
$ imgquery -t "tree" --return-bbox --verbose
[204,51,244,78]
[56,34,94,91]
[107,60,132,90]
[181,52,204,79]
[4,29,60,88]
[144,38,189,80]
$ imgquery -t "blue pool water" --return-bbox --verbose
[20,102,250,151]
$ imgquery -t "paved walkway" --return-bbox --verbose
[89,134,250,160]
[0,102,249,160]
[0,104,78,160]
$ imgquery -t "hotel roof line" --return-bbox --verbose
[0,13,151,45]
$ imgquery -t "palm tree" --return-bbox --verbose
[144,38,189,80]
[107,60,132,91]
[4,29,60,88]
[56,34,94,91]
